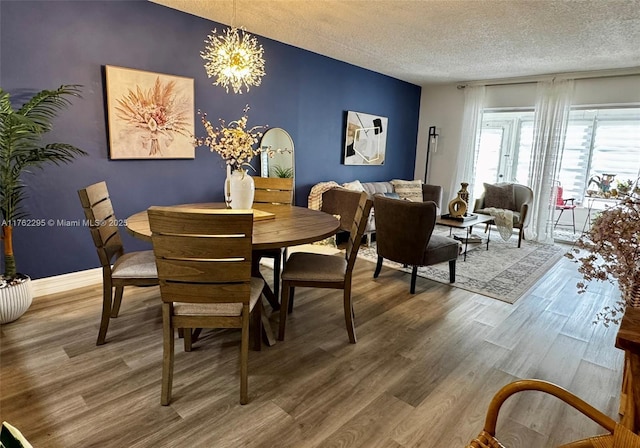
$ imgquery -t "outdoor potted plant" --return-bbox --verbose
[566,191,640,326]
[0,85,86,323]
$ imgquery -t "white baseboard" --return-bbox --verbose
[31,268,102,298]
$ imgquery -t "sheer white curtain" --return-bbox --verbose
[450,85,485,202]
[525,79,574,243]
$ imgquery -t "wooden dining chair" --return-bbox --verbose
[253,176,294,205]
[78,181,158,346]
[467,379,640,448]
[278,192,372,343]
[252,176,294,301]
[148,207,264,406]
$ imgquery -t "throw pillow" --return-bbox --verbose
[391,179,423,202]
[483,183,515,210]
[342,180,365,192]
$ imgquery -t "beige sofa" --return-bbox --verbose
[320,180,443,243]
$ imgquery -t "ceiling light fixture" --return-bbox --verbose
[200,1,265,94]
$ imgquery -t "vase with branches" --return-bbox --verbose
[196,105,270,208]
[566,194,640,325]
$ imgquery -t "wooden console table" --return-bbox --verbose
[616,307,640,432]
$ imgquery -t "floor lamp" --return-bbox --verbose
[424,126,438,183]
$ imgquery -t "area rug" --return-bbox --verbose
[357,231,565,304]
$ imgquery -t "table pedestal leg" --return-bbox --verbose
[252,258,280,311]
[252,258,278,347]
[259,301,276,347]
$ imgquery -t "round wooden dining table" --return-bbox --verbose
[126,203,340,346]
[126,203,340,250]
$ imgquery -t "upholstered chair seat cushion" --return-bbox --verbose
[422,235,460,265]
[281,252,347,282]
[111,250,157,278]
[475,209,522,224]
[174,277,264,316]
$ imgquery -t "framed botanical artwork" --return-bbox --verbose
[105,65,194,159]
[343,111,388,165]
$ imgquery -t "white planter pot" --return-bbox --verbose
[225,170,255,209]
[0,276,33,324]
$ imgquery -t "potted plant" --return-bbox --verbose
[0,85,86,323]
[617,179,635,196]
[271,164,293,178]
[566,194,640,326]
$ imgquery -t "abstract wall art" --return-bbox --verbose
[343,110,388,165]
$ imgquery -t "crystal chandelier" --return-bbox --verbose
[200,14,265,95]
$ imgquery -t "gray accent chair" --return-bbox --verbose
[473,183,534,248]
[372,195,459,294]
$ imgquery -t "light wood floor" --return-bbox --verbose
[0,251,624,447]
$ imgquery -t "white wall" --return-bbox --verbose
[415,74,640,209]
[415,84,465,201]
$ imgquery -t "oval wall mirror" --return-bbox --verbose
[260,128,294,180]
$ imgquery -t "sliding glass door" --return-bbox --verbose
[474,107,640,205]
[473,111,534,198]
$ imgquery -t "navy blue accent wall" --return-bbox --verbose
[0,0,421,279]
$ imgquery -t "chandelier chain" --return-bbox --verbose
[232,0,236,28]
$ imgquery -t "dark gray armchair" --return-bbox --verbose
[372,195,459,293]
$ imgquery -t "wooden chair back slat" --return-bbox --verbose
[254,176,294,191]
[82,198,115,224]
[148,208,254,235]
[254,189,293,204]
[152,234,251,260]
[155,259,251,284]
[78,181,110,208]
[253,177,294,205]
[158,281,251,304]
[87,222,120,249]
[346,193,373,271]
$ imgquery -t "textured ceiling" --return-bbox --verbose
[151,0,640,85]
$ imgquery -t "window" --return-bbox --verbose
[476,107,640,205]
